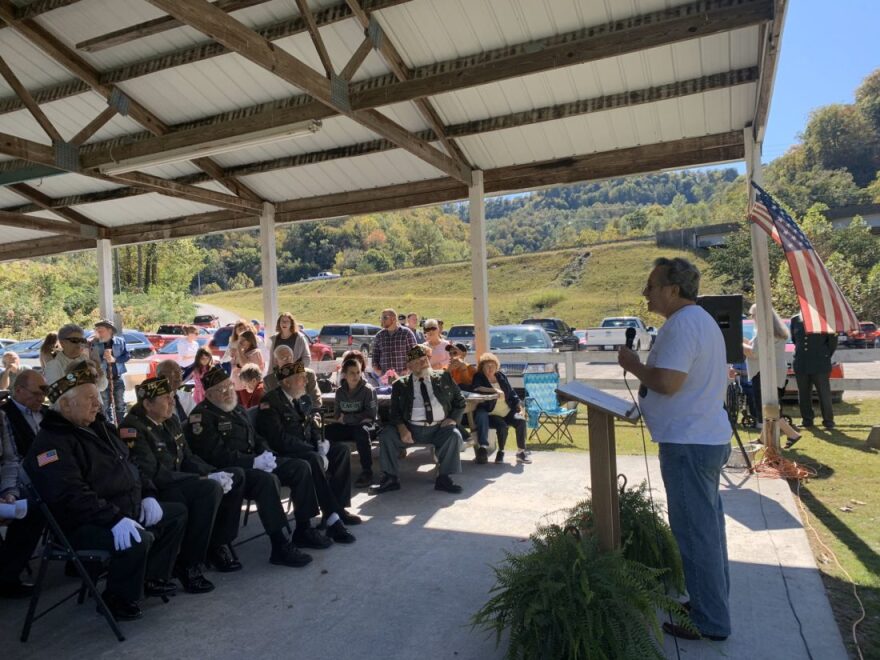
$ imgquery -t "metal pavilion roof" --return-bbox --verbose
[0,0,785,261]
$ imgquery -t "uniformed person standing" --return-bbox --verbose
[24,366,187,621]
[121,377,241,589]
[185,367,325,565]
[257,361,359,543]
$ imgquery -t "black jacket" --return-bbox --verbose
[24,410,154,531]
[790,314,837,374]
[0,398,48,457]
[471,371,521,415]
[121,404,215,491]
[389,370,465,426]
[185,399,269,470]
[255,387,321,458]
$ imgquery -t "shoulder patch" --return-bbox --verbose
[119,427,137,439]
[127,440,135,449]
[191,423,203,435]
[259,402,271,409]
[37,450,59,467]
[189,413,202,423]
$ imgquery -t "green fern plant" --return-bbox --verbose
[473,484,694,660]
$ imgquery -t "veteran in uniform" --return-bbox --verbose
[185,366,327,565]
[24,366,187,621]
[256,361,358,544]
[371,344,466,494]
[121,376,243,587]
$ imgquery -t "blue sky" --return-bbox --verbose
[761,0,880,162]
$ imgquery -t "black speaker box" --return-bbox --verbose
[697,295,743,364]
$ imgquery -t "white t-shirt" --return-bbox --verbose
[639,304,731,445]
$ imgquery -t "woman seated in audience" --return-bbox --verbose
[269,312,310,370]
[190,347,214,404]
[471,352,530,465]
[237,363,265,408]
[422,318,449,370]
[232,330,265,390]
[39,332,60,369]
[324,357,378,488]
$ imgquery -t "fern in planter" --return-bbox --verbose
[566,481,685,593]
[473,484,693,660]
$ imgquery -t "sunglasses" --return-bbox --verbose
[63,337,87,344]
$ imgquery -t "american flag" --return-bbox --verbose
[749,181,859,333]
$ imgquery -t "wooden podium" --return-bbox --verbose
[556,382,640,552]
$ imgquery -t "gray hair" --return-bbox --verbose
[748,304,790,341]
[51,387,78,412]
[653,257,700,301]
[273,345,294,359]
[57,323,85,340]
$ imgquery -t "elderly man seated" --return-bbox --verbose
[185,366,327,562]
[155,360,195,424]
[264,345,322,401]
[121,377,242,590]
[1,369,49,458]
[24,365,187,621]
[370,345,466,494]
[256,362,358,543]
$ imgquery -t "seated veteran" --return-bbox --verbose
[120,377,242,588]
[1,369,49,460]
[264,345,322,405]
[24,366,187,621]
[155,360,195,423]
[184,366,329,561]
[371,345,466,495]
[324,357,378,488]
[446,343,477,390]
[256,361,358,543]
[237,364,265,409]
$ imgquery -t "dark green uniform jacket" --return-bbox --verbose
[389,370,465,426]
[255,387,321,457]
[185,399,269,470]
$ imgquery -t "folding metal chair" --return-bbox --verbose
[524,372,577,445]
[17,470,125,643]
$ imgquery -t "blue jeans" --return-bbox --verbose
[102,376,126,425]
[659,442,732,638]
[473,408,526,451]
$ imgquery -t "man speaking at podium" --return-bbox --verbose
[617,257,732,642]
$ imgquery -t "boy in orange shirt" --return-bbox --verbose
[446,343,477,390]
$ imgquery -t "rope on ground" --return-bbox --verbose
[794,479,866,660]
[751,444,817,480]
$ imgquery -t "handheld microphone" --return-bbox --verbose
[625,327,636,350]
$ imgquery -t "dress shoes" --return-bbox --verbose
[369,474,400,494]
[326,521,356,544]
[144,578,177,598]
[340,510,362,525]
[822,420,835,429]
[434,475,463,494]
[269,541,312,568]
[207,544,243,572]
[174,564,215,594]
[354,471,374,488]
[474,446,488,464]
[100,591,143,621]
[0,579,34,599]
[292,526,333,550]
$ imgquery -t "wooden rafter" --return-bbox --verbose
[147,0,473,185]
[10,183,101,227]
[0,0,262,203]
[344,0,468,166]
[0,0,414,115]
[76,0,272,52]
[0,209,100,238]
[0,56,62,142]
[1,67,759,212]
[340,36,372,81]
[70,106,117,146]
[0,0,80,27]
[294,0,334,78]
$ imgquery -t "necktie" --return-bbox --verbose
[174,395,186,423]
[419,378,434,423]
[25,409,38,433]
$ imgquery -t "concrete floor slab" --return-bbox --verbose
[1,448,846,660]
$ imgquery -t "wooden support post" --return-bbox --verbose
[469,170,489,357]
[259,202,278,331]
[744,128,780,450]
[96,238,114,322]
[587,405,620,551]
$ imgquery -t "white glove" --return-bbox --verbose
[208,471,234,494]
[139,497,163,527]
[111,517,144,551]
[318,454,329,471]
[254,451,277,472]
[318,439,330,457]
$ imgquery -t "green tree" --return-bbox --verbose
[800,104,880,187]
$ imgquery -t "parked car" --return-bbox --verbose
[573,329,588,349]
[520,318,580,352]
[488,325,558,393]
[146,337,211,377]
[307,271,341,281]
[446,324,475,351]
[193,314,220,329]
[0,338,43,358]
[302,328,320,342]
[305,333,334,362]
[146,324,212,350]
[120,330,156,359]
[581,317,654,351]
[0,338,16,349]
[318,323,382,357]
[208,324,235,358]
[847,322,878,348]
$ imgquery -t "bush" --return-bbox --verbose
[200,282,222,295]
[529,291,565,311]
[228,273,254,290]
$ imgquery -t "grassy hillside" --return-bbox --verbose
[200,241,724,328]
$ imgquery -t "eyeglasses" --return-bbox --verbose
[63,337,87,344]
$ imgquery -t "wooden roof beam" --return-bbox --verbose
[0,56,62,143]
[0,0,80,28]
[147,0,473,185]
[70,105,117,146]
[340,36,372,81]
[9,182,102,227]
[295,0,335,78]
[0,209,102,237]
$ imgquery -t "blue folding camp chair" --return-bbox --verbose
[524,372,577,445]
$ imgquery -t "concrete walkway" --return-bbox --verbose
[1,450,846,660]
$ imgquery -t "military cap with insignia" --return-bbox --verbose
[47,364,97,403]
[136,376,173,401]
[406,344,430,362]
[274,360,305,380]
[202,365,230,390]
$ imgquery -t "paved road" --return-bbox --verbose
[196,302,241,326]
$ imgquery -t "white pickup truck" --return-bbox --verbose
[582,317,654,351]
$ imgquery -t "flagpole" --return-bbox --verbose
[744,127,780,451]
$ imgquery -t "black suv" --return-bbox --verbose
[520,318,580,351]
[318,323,382,357]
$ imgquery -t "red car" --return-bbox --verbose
[208,325,333,363]
[146,337,210,377]
[847,322,878,348]
[145,324,212,351]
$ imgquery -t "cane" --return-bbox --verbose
[106,362,117,426]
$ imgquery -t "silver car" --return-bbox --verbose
[487,325,558,392]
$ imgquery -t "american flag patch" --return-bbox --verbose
[119,428,137,439]
[37,450,59,467]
